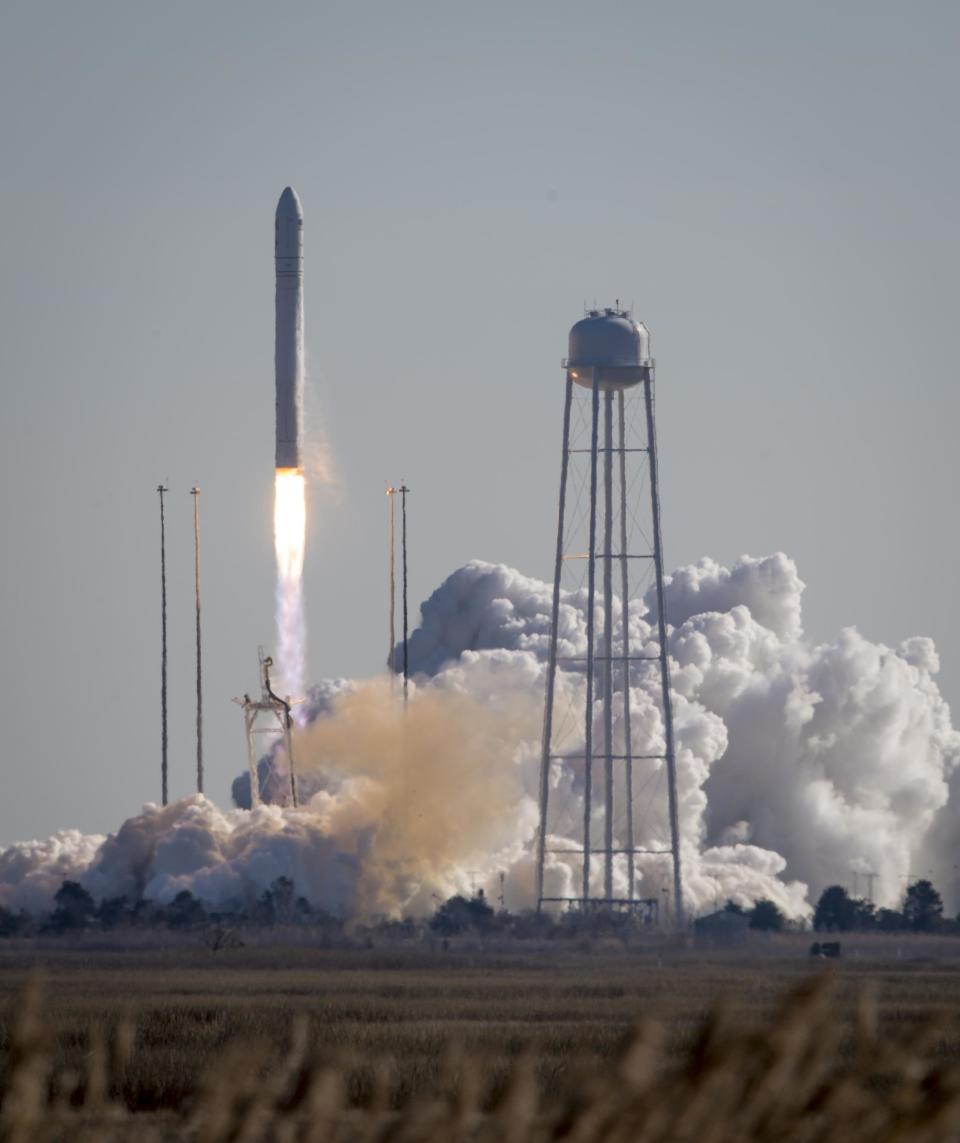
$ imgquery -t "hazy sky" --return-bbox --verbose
[1,1,958,844]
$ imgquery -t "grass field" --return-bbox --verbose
[3,932,960,1138]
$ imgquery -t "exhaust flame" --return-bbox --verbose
[274,468,306,701]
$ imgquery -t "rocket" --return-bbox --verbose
[275,186,304,470]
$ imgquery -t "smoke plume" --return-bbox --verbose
[1,553,957,921]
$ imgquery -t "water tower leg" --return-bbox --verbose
[602,390,615,901]
[535,374,573,909]
[644,372,685,928]
[617,390,635,902]
[582,370,601,902]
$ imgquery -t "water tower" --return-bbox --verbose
[535,307,685,926]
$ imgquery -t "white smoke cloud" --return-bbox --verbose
[654,552,805,642]
[1,553,957,922]
[0,830,105,914]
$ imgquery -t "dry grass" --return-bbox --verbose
[2,940,960,1139]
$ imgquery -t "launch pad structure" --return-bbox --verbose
[535,307,685,928]
[234,648,299,808]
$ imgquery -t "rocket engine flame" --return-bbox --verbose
[274,467,306,702]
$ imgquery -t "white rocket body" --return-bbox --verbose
[275,186,304,470]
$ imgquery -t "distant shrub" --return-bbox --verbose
[97,895,132,930]
[749,899,785,932]
[903,879,943,932]
[0,906,29,938]
[166,891,207,930]
[204,924,244,951]
[814,886,856,932]
[46,880,97,932]
[430,891,495,936]
[876,907,905,931]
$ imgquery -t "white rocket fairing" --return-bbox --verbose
[275,186,304,470]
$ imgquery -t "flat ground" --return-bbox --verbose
[2,932,960,1112]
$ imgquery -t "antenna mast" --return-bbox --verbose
[387,486,398,681]
[400,482,410,704]
[157,483,169,806]
[190,485,203,794]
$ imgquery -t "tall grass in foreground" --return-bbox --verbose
[1,974,958,1141]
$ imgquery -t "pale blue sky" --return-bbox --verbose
[1,1,958,841]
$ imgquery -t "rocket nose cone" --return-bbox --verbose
[276,185,304,221]
[275,186,304,263]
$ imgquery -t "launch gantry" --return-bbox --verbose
[233,647,299,808]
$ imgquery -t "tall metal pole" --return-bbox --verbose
[617,392,635,901]
[244,708,261,809]
[262,654,296,807]
[387,487,397,679]
[157,484,169,807]
[602,391,615,901]
[400,483,410,705]
[581,371,601,902]
[190,485,204,795]
[536,374,574,908]
[643,374,684,927]
[284,717,296,807]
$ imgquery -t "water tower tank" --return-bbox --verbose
[566,308,651,389]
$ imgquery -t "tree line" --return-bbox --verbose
[0,877,950,939]
[716,879,948,934]
[810,879,944,933]
[0,876,331,937]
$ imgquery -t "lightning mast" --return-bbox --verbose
[191,484,203,795]
[157,483,169,806]
[400,482,410,704]
[387,486,398,681]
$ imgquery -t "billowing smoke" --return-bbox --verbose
[0,830,105,915]
[287,678,541,916]
[1,553,957,921]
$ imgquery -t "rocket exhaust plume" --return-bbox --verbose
[274,186,306,700]
[274,468,306,701]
